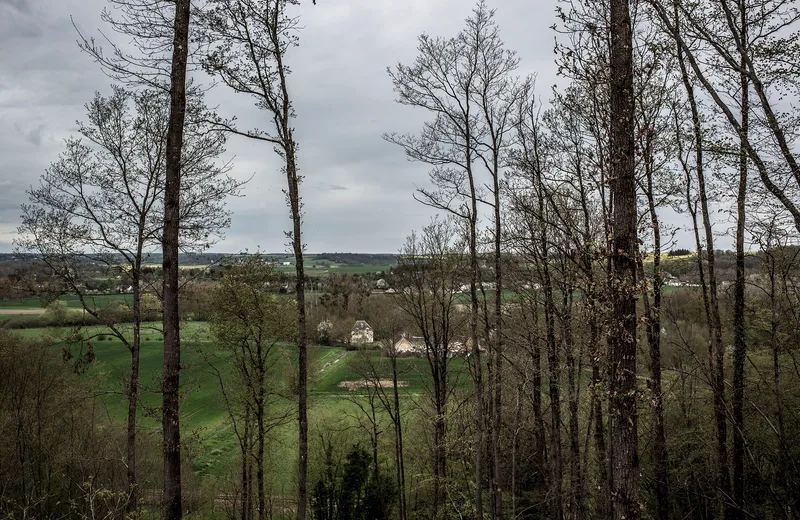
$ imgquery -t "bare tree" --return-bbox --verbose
[17,85,238,512]
[196,1,310,516]
[393,218,468,518]
[72,1,198,512]
[350,308,410,520]
[385,5,528,515]
[647,0,800,232]
[75,0,202,91]
[668,5,734,514]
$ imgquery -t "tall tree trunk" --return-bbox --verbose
[257,400,266,520]
[492,156,504,520]
[128,270,141,513]
[530,138,563,519]
[286,145,308,520]
[243,407,251,520]
[391,350,407,520]
[639,132,669,520]
[575,144,609,517]
[162,1,191,518]
[697,82,731,520]
[431,365,448,520]
[465,138,485,520]
[511,383,521,519]
[528,298,548,512]
[732,5,749,517]
[257,340,266,520]
[608,0,639,518]
[705,110,732,520]
[544,247,563,520]
[564,285,583,519]
[768,255,792,516]
[437,364,448,518]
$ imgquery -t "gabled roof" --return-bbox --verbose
[353,320,372,331]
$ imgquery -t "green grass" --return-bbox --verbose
[0,293,134,310]
[0,297,46,309]
[17,324,446,491]
[273,264,394,277]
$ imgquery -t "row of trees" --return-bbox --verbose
[9,0,800,518]
[374,0,800,519]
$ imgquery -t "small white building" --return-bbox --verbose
[393,334,416,354]
[351,320,374,344]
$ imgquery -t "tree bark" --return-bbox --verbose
[243,407,251,520]
[390,350,407,520]
[286,147,308,520]
[767,253,792,516]
[162,1,191,518]
[540,205,563,520]
[127,269,141,513]
[608,0,639,518]
[470,223,485,520]
[257,398,266,520]
[564,286,583,519]
[638,128,669,520]
[491,150,504,520]
[732,4,749,516]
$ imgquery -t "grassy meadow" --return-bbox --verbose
[8,313,448,495]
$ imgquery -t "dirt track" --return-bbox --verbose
[0,309,45,315]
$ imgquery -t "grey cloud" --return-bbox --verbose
[21,124,47,147]
[5,0,689,254]
[0,0,32,14]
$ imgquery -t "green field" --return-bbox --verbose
[274,263,394,276]
[0,293,134,310]
[15,322,444,492]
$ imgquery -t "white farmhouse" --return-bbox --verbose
[351,320,374,344]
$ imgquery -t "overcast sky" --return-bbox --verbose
[1,0,707,254]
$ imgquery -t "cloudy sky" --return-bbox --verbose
[0,0,566,254]
[1,0,705,254]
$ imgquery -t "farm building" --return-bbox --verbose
[351,320,374,344]
[445,336,484,357]
[393,333,425,354]
[390,333,482,357]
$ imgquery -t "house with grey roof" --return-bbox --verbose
[351,320,374,344]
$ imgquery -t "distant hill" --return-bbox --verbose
[312,253,398,266]
[0,252,398,268]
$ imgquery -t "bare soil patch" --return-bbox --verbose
[338,379,408,391]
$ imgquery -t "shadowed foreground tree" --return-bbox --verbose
[0,330,129,519]
[74,0,198,512]
[608,0,639,517]
[161,0,192,517]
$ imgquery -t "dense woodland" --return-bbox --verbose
[2,0,800,519]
